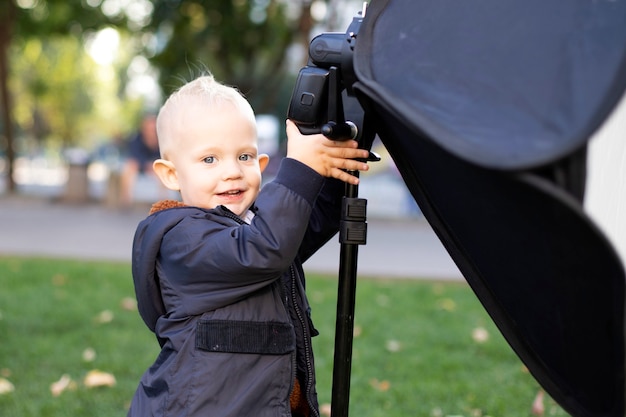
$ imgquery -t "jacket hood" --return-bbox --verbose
[132,201,190,332]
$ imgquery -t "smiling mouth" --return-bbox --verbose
[219,190,243,196]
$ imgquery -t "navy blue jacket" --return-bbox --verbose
[128,158,344,417]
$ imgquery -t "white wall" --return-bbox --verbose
[585,91,626,270]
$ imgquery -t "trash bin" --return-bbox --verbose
[105,168,122,208]
[62,148,91,203]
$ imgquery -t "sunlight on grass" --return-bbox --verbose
[0,257,566,417]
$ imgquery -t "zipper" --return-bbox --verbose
[217,205,246,224]
[290,266,320,417]
[277,272,297,406]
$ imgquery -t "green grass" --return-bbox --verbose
[0,257,566,417]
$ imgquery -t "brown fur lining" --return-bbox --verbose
[290,378,310,417]
[149,199,186,215]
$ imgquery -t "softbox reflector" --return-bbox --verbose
[352,0,626,416]
[356,0,626,171]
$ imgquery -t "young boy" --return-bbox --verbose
[128,74,369,417]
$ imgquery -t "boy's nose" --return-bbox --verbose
[221,159,244,180]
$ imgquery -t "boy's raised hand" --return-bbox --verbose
[285,120,369,185]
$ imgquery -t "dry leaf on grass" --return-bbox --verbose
[121,297,137,311]
[471,327,489,343]
[82,347,97,362]
[320,403,332,417]
[0,377,15,395]
[84,370,116,388]
[50,374,75,397]
[531,389,545,415]
[437,298,456,312]
[369,378,391,392]
[385,339,402,352]
[51,274,67,286]
[94,310,114,324]
[431,407,444,417]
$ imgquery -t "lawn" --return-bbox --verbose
[0,257,566,416]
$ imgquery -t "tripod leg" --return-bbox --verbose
[331,184,367,417]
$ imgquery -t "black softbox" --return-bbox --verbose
[349,0,626,416]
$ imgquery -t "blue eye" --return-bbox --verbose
[239,154,252,162]
[203,156,215,164]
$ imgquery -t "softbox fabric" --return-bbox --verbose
[352,0,626,416]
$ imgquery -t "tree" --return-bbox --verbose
[144,0,314,113]
[0,0,126,193]
[0,0,324,193]
[0,1,18,192]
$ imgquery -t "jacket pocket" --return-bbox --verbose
[196,320,295,355]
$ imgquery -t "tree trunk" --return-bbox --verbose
[298,1,314,66]
[0,1,16,193]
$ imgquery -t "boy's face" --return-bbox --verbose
[155,101,269,217]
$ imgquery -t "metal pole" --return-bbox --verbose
[331,179,366,417]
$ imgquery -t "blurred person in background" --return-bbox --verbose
[120,113,161,207]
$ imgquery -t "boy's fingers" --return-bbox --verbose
[334,157,368,171]
[326,139,359,148]
[333,169,360,185]
[324,143,367,157]
[338,149,370,162]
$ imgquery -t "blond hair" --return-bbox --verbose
[156,74,256,158]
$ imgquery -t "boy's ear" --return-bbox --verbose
[259,153,270,173]
[153,159,180,191]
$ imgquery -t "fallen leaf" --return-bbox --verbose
[51,274,67,286]
[385,339,401,352]
[531,389,545,416]
[470,408,483,417]
[50,374,74,397]
[0,377,14,395]
[430,407,443,417]
[431,283,445,295]
[320,403,332,417]
[95,310,114,324]
[369,378,391,392]
[120,297,137,311]
[437,298,456,312]
[84,370,116,388]
[82,347,96,362]
[471,327,489,343]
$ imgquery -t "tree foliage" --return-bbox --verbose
[0,0,129,191]
[145,0,310,113]
[11,36,95,146]
[0,0,318,193]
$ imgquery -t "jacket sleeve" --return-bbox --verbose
[297,176,345,262]
[156,158,325,316]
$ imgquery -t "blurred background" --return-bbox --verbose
[0,0,421,218]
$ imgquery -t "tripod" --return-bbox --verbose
[287,11,377,414]
[320,67,379,417]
